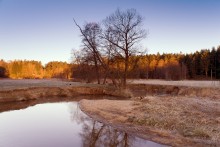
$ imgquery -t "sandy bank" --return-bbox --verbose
[79,97,220,146]
[0,79,220,102]
[128,79,220,88]
[128,84,220,99]
[0,79,131,103]
[0,86,132,103]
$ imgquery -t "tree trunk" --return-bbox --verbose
[123,54,129,88]
[94,55,100,84]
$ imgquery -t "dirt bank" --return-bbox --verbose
[0,79,131,103]
[128,79,220,88]
[128,84,220,99]
[0,86,131,103]
[0,79,219,102]
[80,97,220,146]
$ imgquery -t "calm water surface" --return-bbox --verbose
[0,101,167,147]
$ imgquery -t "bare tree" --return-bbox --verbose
[102,9,147,87]
[73,20,121,86]
[73,9,147,87]
[74,20,103,84]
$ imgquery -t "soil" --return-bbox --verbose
[0,79,131,102]
[128,79,220,88]
[0,79,82,91]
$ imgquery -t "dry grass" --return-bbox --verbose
[130,96,220,143]
[129,79,220,88]
[80,97,220,146]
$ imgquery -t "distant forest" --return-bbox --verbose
[0,46,220,80]
[0,61,71,79]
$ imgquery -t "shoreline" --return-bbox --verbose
[0,79,131,103]
[79,100,181,146]
[0,79,219,103]
[79,98,220,147]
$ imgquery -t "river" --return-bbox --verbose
[0,99,167,147]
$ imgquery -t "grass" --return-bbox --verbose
[130,96,220,142]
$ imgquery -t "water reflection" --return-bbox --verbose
[0,101,166,147]
[80,121,133,147]
[69,103,166,147]
[0,95,123,113]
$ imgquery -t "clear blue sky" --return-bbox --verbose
[0,0,220,64]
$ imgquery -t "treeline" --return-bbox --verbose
[137,46,220,80]
[0,60,71,79]
[72,46,220,81]
[0,46,219,80]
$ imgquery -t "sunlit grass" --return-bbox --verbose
[130,96,220,142]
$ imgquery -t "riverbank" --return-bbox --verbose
[0,79,131,103]
[80,96,220,146]
[1,79,219,103]
[79,80,220,146]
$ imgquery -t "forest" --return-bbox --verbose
[72,47,220,81]
[0,60,70,79]
[0,46,219,81]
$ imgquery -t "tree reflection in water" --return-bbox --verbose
[69,103,135,147]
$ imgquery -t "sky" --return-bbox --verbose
[0,0,220,65]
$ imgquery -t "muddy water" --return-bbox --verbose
[0,101,166,147]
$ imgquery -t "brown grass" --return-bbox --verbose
[80,96,220,146]
[130,96,220,143]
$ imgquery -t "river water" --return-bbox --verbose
[0,100,167,147]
